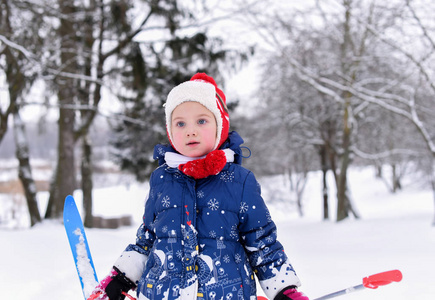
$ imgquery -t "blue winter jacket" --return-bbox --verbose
[115,132,301,300]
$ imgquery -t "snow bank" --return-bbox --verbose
[1,167,434,299]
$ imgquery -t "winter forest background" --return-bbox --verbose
[1,0,435,298]
[1,0,435,270]
[2,0,435,227]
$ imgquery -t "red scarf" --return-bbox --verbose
[179,150,227,179]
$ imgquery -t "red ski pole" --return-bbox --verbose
[257,270,402,300]
[91,270,402,300]
[313,269,402,300]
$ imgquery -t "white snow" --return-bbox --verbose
[73,228,99,298]
[1,167,434,299]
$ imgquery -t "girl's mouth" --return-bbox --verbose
[187,141,199,146]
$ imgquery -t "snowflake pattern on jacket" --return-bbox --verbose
[117,132,301,300]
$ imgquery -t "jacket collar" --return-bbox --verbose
[153,131,245,167]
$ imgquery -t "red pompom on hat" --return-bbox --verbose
[165,73,230,152]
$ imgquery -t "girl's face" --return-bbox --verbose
[171,101,217,157]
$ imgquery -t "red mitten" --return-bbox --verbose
[88,267,136,300]
[88,268,117,299]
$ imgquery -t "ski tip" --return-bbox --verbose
[63,195,77,222]
[65,194,74,203]
[64,195,75,208]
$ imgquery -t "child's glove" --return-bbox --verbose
[274,286,310,300]
[88,267,136,300]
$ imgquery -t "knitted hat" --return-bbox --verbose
[165,73,230,152]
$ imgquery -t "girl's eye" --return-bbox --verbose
[176,121,185,127]
[198,119,207,125]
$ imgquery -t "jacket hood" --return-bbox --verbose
[153,131,245,167]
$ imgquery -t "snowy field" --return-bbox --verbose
[1,166,434,299]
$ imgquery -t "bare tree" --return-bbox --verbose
[1,0,44,226]
[44,0,184,220]
[242,0,434,222]
[13,108,41,226]
[352,0,435,224]
[44,0,78,220]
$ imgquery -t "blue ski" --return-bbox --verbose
[64,195,98,299]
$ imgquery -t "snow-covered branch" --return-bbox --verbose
[352,147,423,161]
[22,101,148,127]
[355,12,435,95]
[0,35,36,62]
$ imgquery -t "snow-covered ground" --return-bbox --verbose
[1,167,434,299]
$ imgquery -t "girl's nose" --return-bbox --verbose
[187,129,197,137]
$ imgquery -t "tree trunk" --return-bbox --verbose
[337,1,351,222]
[392,164,402,193]
[295,172,308,217]
[82,136,94,228]
[13,109,41,226]
[432,184,435,226]
[45,165,59,219]
[319,145,329,220]
[80,9,96,228]
[375,164,382,178]
[0,0,18,144]
[3,3,40,224]
[336,170,349,221]
[431,158,435,226]
[46,105,76,219]
[432,182,435,226]
[0,105,13,144]
[336,99,352,221]
[47,0,102,221]
[45,0,77,220]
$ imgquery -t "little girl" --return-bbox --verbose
[90,73,309,300]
